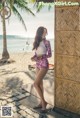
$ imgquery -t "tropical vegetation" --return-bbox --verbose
[0,0,35,59]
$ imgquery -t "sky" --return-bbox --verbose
[0,3,54,39]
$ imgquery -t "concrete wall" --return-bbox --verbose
[55,0,80,114]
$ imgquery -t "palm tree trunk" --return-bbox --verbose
[2,2,10,59]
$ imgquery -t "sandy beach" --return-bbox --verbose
[0,52,54,105]
[0,51,54,71]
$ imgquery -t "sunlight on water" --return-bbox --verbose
[0,35,54,54]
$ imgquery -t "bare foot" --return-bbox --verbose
[41,101,47,110]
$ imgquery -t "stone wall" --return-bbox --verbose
[55,0,80,114]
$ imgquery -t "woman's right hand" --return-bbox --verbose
[31,55,43,61]
[37,55,43,60]
[31,57,36,61]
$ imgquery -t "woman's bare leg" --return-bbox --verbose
[39,81,47,107]
[40,81,43,93]
[35,68,42,105]
[36,68,44,94]
[34,68,48,110]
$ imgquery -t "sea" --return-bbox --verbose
[0,35,54,54]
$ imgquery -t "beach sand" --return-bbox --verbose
[0,52,54,105]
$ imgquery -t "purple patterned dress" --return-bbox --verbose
[33,39,52,69]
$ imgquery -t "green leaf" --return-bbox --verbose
[12,6,27,31]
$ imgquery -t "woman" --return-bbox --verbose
[31,26,52,113]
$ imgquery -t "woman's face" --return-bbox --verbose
[42,28,47,38]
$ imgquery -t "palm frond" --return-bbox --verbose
[3,0,35,31]
[13,0,35,16]
[9,0,14,8]
[0,1,3,9]
[27,0,36,3]
[48,3,52,11]
[0,4,2,9]
[12,6,27,31]
[6,0,35,16]
[36,2,44,12]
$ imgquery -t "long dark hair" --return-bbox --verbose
[32,26,45,50]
